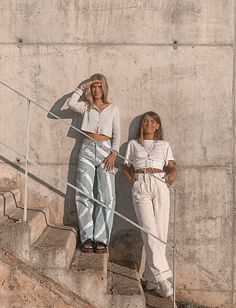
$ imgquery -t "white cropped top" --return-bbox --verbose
[67,89,120,152]
[124,139,174,170]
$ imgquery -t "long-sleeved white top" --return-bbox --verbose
[124,139,174,170]
[67,89,120,152]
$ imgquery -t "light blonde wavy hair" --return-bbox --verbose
[84,73,109,109]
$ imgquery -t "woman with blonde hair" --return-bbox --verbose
[67,73,120,253]
[123,111,176,297]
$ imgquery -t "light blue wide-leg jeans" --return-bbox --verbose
[76,138,116,245]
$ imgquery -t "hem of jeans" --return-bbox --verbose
[144,269,172,284]
[94,238,109,245]
[81,237,94,245]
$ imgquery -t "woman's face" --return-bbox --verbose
[91,81,103,100]
[142,114,160,135]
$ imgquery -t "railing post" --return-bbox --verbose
[24,99,31,223]
[172,188,177,308]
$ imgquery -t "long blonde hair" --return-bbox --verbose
[138,111,163,145]
[84,74,109,108]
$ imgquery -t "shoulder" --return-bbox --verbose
[110,104,119,112]
[156,141,172,153]
[127,139,140,148]
[128,139,138,145]
[157,140,171,147]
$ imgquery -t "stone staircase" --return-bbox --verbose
[0,189,146,308]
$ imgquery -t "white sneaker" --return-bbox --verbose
[157,280,173,298]
[146,280,173,298]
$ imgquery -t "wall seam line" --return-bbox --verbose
[0,42,233,47]
[231,0,236,306]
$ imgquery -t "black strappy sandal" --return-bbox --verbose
[81,239,94,253]
[94,241,108,254]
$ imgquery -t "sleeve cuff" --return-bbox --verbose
[75,88,83,96]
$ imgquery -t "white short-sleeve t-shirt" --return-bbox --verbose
[124,139,174,170]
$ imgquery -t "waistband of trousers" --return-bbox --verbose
[134,172,165,180]
[135,168,163,174]
[83,137,111,149]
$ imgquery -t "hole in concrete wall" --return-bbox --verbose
[173,40,178,50]
[16,38,23,48]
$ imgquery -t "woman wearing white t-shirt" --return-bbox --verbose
[123,111,176,298]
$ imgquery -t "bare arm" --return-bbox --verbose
[67,79,100,113]
[123,165,136,186]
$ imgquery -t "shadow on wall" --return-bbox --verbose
[113,114,143,232]
[48,78,93,226]
[48,91,84,227]
[110,114,144,269]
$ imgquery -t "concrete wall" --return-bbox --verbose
[0,1,235,306]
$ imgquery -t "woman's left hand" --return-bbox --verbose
[164,160,177,185]
[164,172,176,185]
[103,152,117,172]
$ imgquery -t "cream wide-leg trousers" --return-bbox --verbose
[132,172,172,283]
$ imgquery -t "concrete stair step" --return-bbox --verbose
[7,207,48,244]
[45,249,108,308]
[32,225,77,270]
[0,207,48,261]
[107,261,146,308]
[0,188,20,216]
[144,288,177,308]
[0,248,94,308]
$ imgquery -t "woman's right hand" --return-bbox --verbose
[123,165,136,187]
[130,177,137,187]
[77,79,100,91]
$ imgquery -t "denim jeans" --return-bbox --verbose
[76,138,116,245]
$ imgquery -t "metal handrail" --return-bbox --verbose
[0,81,169,185]
[0,139,175,247]
[0,81,177,306]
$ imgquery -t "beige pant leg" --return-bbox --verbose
[152,174,171,256]
[132,174,172,283]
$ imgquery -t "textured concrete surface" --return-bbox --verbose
[46,250,108,308]
[0,1,233,44]
[32,225,76,269]
[0,190,76,271]
[0,188,20,215]
[144,289,175,308]
[0,1,235,307]
[177,289,232,308]
[107,261,145,308]
[0,248,93,308]
[173,168,233,291]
